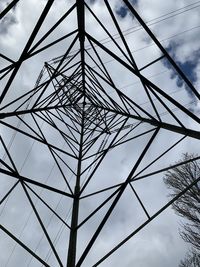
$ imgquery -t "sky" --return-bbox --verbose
[0,0,200,267]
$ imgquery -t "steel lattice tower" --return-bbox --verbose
[0,1,200,266]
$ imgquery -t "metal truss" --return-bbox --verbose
[0,1,200,266]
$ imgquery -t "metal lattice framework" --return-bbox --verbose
[0,1,200,266]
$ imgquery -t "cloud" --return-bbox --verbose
[0,0,18,35]
[0,1,200,267]
[162,42,200,104]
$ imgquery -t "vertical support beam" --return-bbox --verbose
[67,2,86,267]
[67,98,86,267]
[77,0,85,92]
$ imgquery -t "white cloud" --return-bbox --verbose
[0,1,199,266]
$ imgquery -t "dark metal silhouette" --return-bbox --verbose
[0,1,200,266]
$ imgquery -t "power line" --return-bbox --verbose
[119,1,200,35]
[96,24,200,67]
[64,1,200,56]
[95,1,200,45]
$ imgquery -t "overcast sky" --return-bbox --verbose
[0,0,200,267]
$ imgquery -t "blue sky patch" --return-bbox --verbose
[116,5,129,18]
[116,0,138,18]
[88,0,96,4]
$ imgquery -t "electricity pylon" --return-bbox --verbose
[0,1,200,266]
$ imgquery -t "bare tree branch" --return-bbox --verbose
[164,153,200,264]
